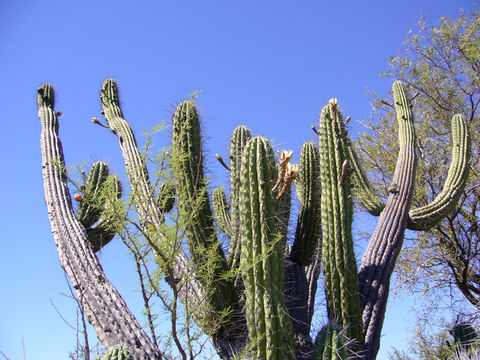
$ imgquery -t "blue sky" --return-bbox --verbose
[0,1,477,359]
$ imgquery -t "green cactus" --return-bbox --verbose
[346,138,385,216]
[38,78,471,360]
[77,161,110,228]
[74,161,122,252]
[86,174,122,252]
[290,142,322,265]
[212,186,232,238]
[239,136,294,360]
[226,125,252,270]
[156,182,176,214]
[171,99,238,325]
[453,323,478,348]
[96,344,133,360]
[408,114,470,230]
[313,323,350,360]
[318,99,363,346]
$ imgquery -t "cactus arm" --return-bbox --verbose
[319,100,363,345]
[38,84,162,359]
[171,100,238,315]
[240,137,294,360]
[290,142,322,265]
[99,80,242,356]
[77,161,110,228]
[346,138,386,216]
[212,187,232,238]
[85,174,122,252]
[358,81,417,359]
[227,125,251,270]
[408,114,470,230]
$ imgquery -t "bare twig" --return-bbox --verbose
[215,154,230,171]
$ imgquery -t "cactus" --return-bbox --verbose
[156,183,176,214]
[213,186,232,238]
[77,161,110,228]
[408,114,470,230]
[239,136,294,360]
[290,142,322,265]
[346,138,385,216]
[96,344,133,360]
[226,125,252,270]
[453,323,478,348]
[318,99,363,347]
[313,323,350,360]
[86,174,122,252]
[171,100,237,316]
[38,79,470,360]
[38,83,161,359]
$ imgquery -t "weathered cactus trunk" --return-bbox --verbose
[38,84,163,360]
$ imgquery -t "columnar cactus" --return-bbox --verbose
[239,136,294,360]
[225,125,252,271]
[171,99,238,320]
[318,99,363,347]
[313,323,349,360]
[38,79,470,360]
[38,84,162,359]
[290,142,321,265]
[357,81,470,359]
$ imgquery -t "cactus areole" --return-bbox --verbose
[38,79,469,360]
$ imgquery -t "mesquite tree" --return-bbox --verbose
[38,79,469,359]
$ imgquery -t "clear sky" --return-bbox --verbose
[0,1,477,359]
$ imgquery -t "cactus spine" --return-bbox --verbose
[240,136,294,360]
[318,99,363,347]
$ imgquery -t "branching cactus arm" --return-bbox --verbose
[38,84,163,360]
[408,114,470,230]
